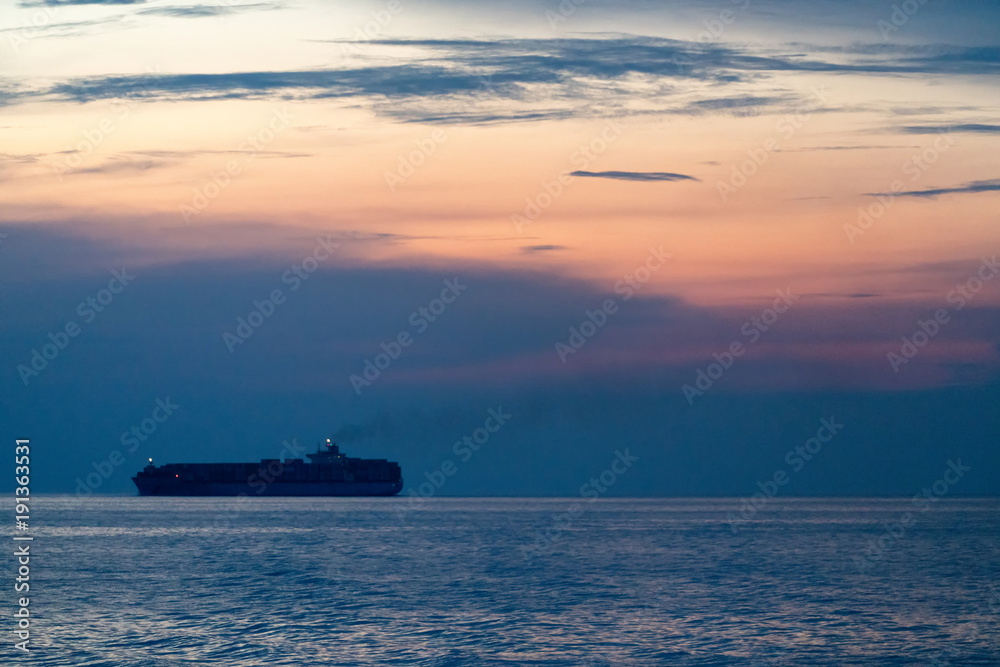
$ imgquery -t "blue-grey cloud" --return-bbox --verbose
[899,123,1000,134]
[571,170,698,182]
[11,37,999,123]
[396,110,579,125]
[40,66,537,103]
[359,38,1000,78]
[688,95,790,111]
[137,3,281,18]
[20,0,143,4]
[870,178,1000,199]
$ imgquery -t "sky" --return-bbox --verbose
[1,0,999,496]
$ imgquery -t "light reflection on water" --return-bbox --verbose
[17,497,1000,666]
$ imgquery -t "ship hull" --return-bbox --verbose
[132,444,403,497]
[133,479,402,497]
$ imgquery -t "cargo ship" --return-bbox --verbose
[132,440,403,496]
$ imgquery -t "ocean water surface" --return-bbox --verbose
[16,497,1000,666]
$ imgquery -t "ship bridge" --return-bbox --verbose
[307,439,344,464]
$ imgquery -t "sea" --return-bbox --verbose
[13,497,1000,666]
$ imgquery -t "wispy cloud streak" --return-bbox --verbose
[869,178,1000,199]
[571,170,698,182]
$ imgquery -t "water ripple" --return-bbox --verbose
[13,497,1000,666]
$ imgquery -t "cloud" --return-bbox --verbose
[899,123,1000,134]
[12,37,999,124]
[392,109,579,126]
[0,152,43,164]
[40,66,525,104]
[687,95,791,111]
[4,217,1000,424]
[20,0,144,4]
[870,178,1000,199]
[359,37,1000,78]
[4,219,1000,496]
[127,149,311,159]
[521,245,566,253]
[778,145,916,152]
[58,156,169,177]
[136,3,281,18]
[806,292,881,299]
[0,15,126,40]
[570,170,698,182]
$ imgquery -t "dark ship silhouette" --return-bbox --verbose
[132,439,402,496]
